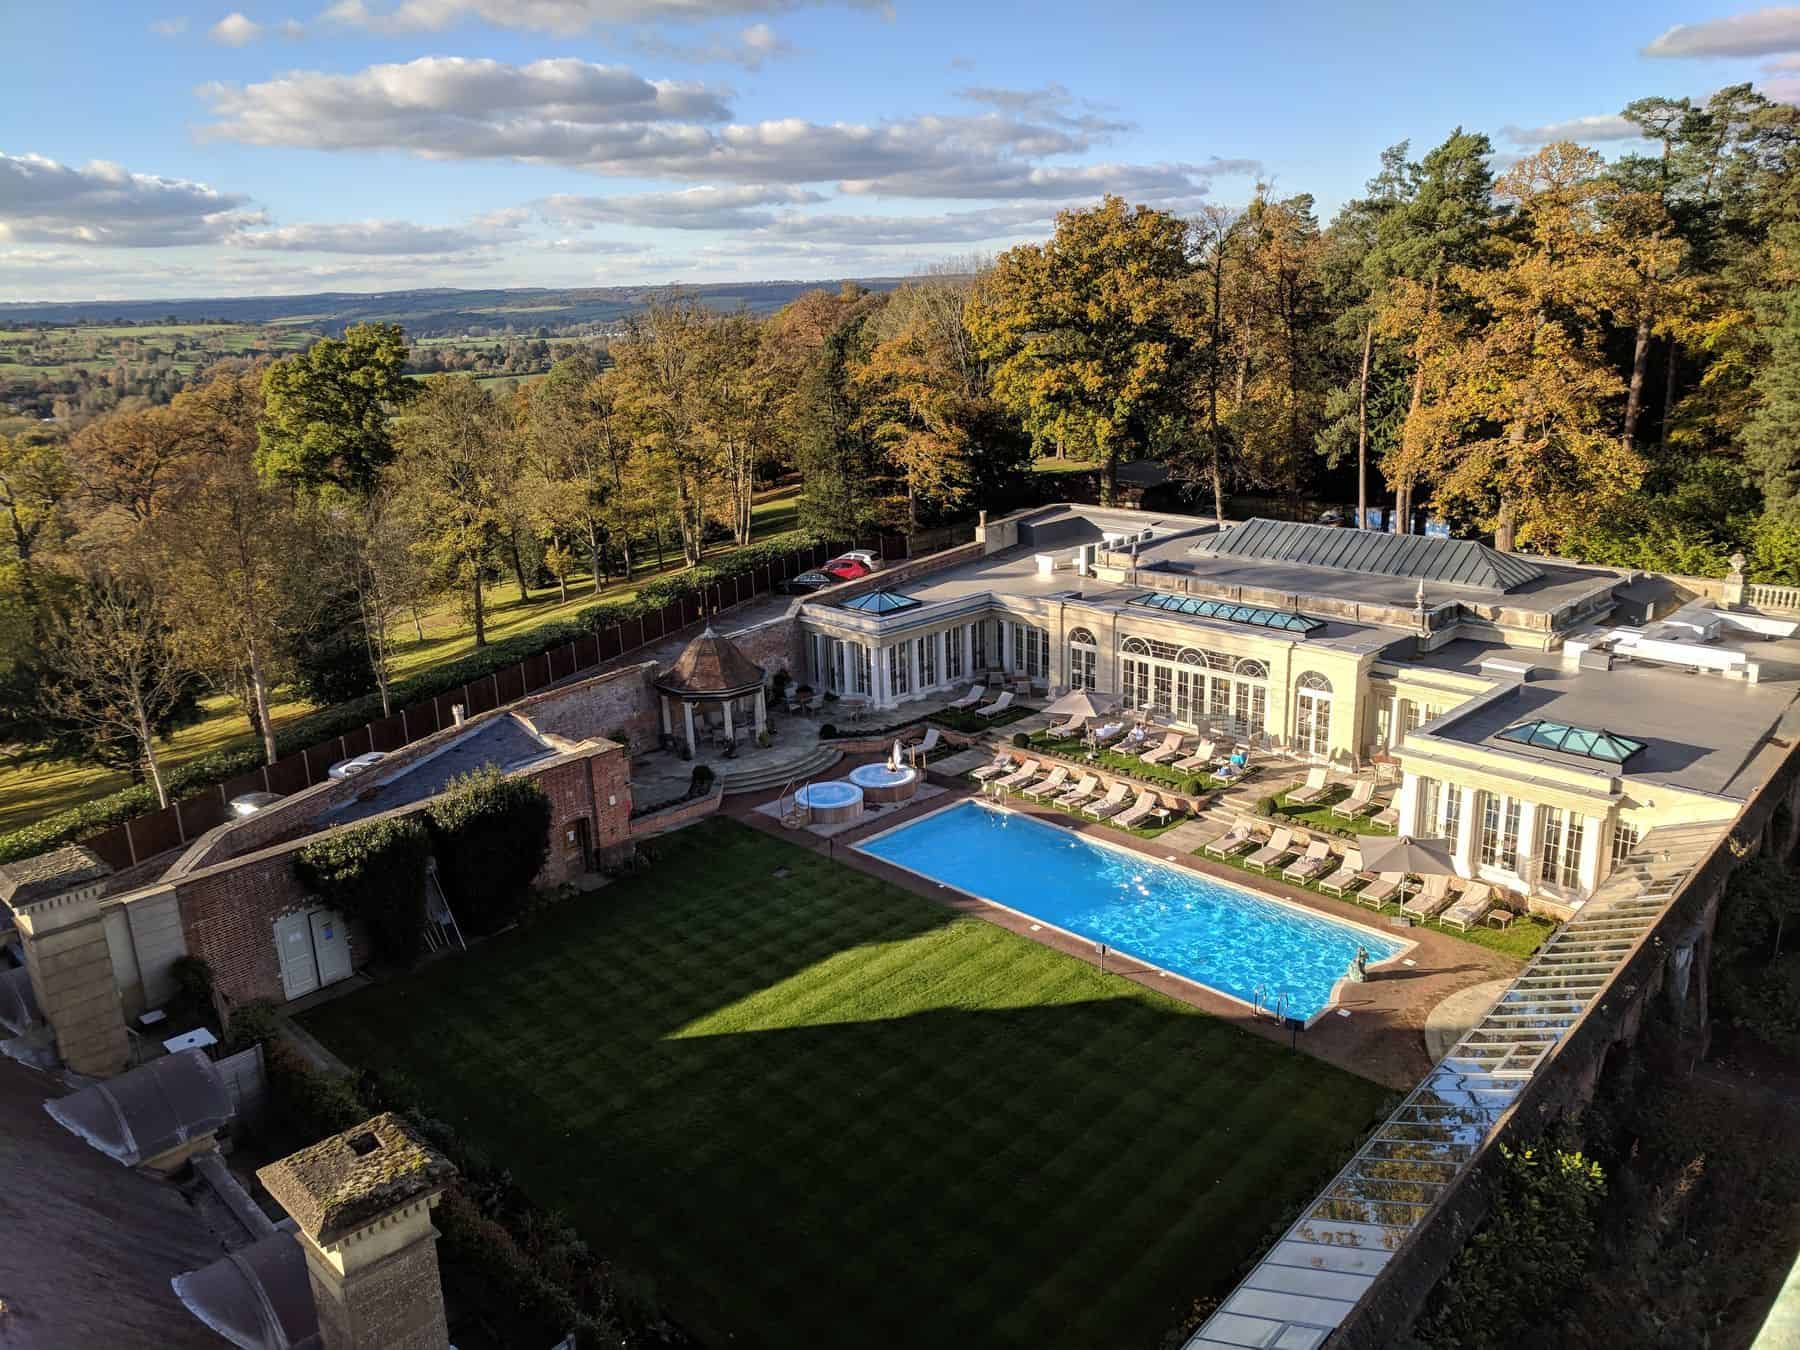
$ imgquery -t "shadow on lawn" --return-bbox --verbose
[302,821,1388,1350]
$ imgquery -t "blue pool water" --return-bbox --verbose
[857,800,1406,1019]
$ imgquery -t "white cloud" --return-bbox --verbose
[1763,74,1800,102]
[1644,7,1800,58]
[201,58,1254,201]
[230,218,516,254]
[956,83,1132,136]
[635,21,798,69]
[539,184,824,229]
[320,0,879,33]
[0,152,263,247]
[210,11,263,44]
[150,16,188,35]
[1501,113,1643,147]
[754,203,1056,245]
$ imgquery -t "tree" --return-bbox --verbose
[609,297,719,567]
[969,196,1191,503]
[38,570,198,806]
[259,323,415,495]
[390,376,514,648]
[1745,286,1800,517]
[1179,205,1244,521]
[68,401,209,525]
[0,430,72,620]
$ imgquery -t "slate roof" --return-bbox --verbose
[257,1112,454,1247]
[1191,517,1544,593]
[0,843,112,906]
[655,625,766,696]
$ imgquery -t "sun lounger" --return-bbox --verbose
[1330,779,1377,820]
[970,753,1014,782]
[1116,726,1150,753]
[1021,765,1070,800]
[1281,839,1332,884]
[1139,731,1184,766]
[908,727,940,764]
[1114,790,1161,830]
[1402,874,1457,921]
[1439,883,1495,932]
[1055,774,1100,809]
[1049,714,1088,738]
[994,758,1039,791]
[1216,751,1249,782]
[1172,740,1217,773]
[1286,766,1330,805]
[947,684,984,710]
[1089,721,1126,746]
[1371,804,1399,830]
[1202,818,1257,858]
[1245,827,1295,873]
[976,690,1015,719]
[1082,782,1131,820]
[1319,848,1366,896]
[1358,872,1405,908]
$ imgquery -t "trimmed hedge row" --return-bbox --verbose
[0,531,831,865]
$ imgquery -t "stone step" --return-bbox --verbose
[721,746,844,795]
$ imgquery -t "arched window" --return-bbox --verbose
[1177,647,1206,667]
[1297,671,1332,693]
[1122,636,1150,655]
[1235,659,1268,681]
[1067,628,1098,690]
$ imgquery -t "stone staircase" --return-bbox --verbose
[720,744,843,796]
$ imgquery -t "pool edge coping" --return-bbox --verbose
[853,796,1418,1029]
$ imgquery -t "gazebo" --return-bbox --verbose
[656,626,768,756]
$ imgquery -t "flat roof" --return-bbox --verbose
[1415,638,1800,800]
[323,716,555,826]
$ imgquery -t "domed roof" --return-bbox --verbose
[655,626,766,698]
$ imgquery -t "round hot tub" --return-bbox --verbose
[796,779,864,824]
[848,762,920,805]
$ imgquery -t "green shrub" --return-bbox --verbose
[690,764,715,795]
[426,767,551,936]
[1256,795,1279,817]
[263,1039,369,1152]
[295,816,432,967]
[1415,1140,1606,1350]
[819,722,838,739]
[1011,731,1031,748]
[1181,776,1205,796]
[167,955,216,1028]
[222,998,282,1054]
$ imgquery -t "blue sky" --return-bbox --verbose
[3,0,1798,300]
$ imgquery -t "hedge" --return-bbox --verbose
[425,767,552,936]
[294,817,433,967]
[0,531,833,866]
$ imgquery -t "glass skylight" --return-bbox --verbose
[839,590,921,614]
[1127,592,1325,634]
[1494,720,1646,764]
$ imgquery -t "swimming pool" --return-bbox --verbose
[857,800,1408,1020]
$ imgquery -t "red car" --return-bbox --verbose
[821,555,873,581]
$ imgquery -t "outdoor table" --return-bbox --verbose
[1486,909,1516,930]
[162,1027,218,1055]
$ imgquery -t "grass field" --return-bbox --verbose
[0,490,806,834]
[302,818,1391,1350]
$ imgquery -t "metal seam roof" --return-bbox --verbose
[1193,519,1542,593]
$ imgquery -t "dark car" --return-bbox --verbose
[780,571,832,594]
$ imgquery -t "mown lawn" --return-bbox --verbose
[0,490,805,834]
[302,818,1390,1350]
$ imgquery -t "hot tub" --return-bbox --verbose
[848,762,920,805]
[796,780,864,824]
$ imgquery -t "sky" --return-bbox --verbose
[2,0,1798,302]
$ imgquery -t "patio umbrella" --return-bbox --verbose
[1359,833,1458,876]
[1042,689,1117,722]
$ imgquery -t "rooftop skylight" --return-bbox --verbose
[1494,719,1646,764]
[1127,592,1325,634]
[839,589,921,615]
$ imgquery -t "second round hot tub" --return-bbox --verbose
[848,762,920,805]
[796,779,863,824]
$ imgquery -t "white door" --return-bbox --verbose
[310,909,353,986]
[274,912,320,1001]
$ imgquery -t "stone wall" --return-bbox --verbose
[629,783,723,838]
[1326,735,1800,1349]
[729,614,805,685]
[513,661,660,754]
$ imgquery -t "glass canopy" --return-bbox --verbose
[1127,592,1325,634]
[1494,719,1647,764]
[839,590,922,614]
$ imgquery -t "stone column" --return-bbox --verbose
[723,699,734,742]
[4,853,129,1078]
[682,701,696,756]
[258,1113,456,1350]
[1577,813,1605,895]
[754,689,767,737]
[1395,772,1423,836]
[1451,787,1478,878]
[962,623,974,680]
[659,696,671,738]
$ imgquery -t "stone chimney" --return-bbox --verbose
[0,845,128,1076]
[257,1112,457,1350]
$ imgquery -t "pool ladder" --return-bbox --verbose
[779,778,808,829]
[1252,985,1292,1023]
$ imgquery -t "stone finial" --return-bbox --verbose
[1729,552,1747,578]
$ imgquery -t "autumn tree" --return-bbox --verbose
[259,322,415,496]
[969,196,1191,503]
[0,430,72,620]
[389,376,514,648]
[609,297,718,566]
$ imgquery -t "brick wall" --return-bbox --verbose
[728,614,804,684]
[629,783,722,838]
[515,661,660,753]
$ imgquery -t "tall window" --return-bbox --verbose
[1610,821,1642,872]
[946,626,965,681]
[1067,627,1097,690]
[973,621,988,670]
[916,633,938,688]
[1441,783,1462,842]
[1295,672,1333,759]
[1011,624,1047,679]
[1479,791,1502,867]
[888,644,910,696]
[852,644,871,695]
[1418,777,1440,834]
[1540,807,1585,890]
[1501,798,1521,871]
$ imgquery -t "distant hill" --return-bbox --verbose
[0,280,912,338]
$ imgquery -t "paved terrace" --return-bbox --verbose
[1186,817,1727,1350]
